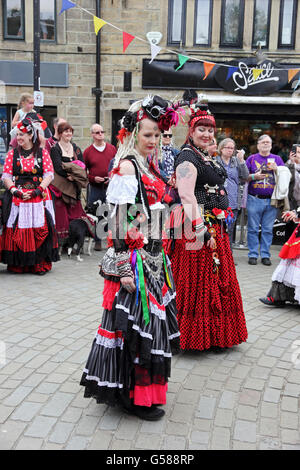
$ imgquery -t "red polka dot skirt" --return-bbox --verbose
[170,223,248,350]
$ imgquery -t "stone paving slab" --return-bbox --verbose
[0,245,300,450]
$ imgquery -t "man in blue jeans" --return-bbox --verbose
[245,135,285,266]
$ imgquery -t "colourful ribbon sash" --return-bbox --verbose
[131,249,149,325]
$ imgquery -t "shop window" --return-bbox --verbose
[3,0,25,40]
[40,0,56,42]
[252,0,271,48]
[194,0,213,46]
[220,0,245,48]
[278,0,298,49]
[167,0,187,46]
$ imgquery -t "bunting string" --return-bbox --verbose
[59,0,300,83]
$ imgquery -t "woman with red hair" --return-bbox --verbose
[50,122,87,246]
[169,102,248,351]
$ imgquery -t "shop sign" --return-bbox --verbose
[142,59,297,96]
[215,59,287,96]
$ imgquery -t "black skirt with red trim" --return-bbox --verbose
[170,223,248,351]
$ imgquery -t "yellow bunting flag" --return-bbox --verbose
[252,68,263,81]
[94,16,107,35]
[288,69,300,83]
[203,62,215,80]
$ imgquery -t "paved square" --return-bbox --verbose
[0,245,300,450]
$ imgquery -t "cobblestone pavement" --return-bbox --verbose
[0,245,300,451]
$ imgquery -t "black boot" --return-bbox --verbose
[259,296,285,307]
[123,404,165,421]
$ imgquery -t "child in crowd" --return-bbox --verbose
[9,92,51,148]
[11,92,35,130]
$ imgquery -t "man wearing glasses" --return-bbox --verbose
[83,124,117,250]
[160,130,179,180]
[245,135,285,266]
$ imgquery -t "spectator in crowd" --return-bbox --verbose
[160,129,179,181]
[50,122,87,246]
[284,144,300,241]
[216,138,249,249]
[45,117,66,153]
[245,134,285,266]
[83,124,117,250]
[207,137,218,158]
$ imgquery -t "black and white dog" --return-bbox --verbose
[67,200,102,262]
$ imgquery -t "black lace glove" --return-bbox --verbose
[30,187,44,199]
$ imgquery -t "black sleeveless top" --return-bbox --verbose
[175,145,229,211]
[13,148,44,187]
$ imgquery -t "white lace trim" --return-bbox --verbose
[83,370,124,389]
[95,334,124,350]
[107,174,138,205]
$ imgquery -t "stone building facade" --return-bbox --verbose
[0,0,300,166]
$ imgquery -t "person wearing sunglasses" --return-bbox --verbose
[83,124,117,250]
[160,129,179,181]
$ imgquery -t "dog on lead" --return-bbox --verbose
[67,214,98,261]
[67,200,103,262]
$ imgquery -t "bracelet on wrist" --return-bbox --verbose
[251,174,255,181]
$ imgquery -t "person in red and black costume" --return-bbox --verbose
[169,101,248,352]
[1,117,59,274]
[80,95,181,421]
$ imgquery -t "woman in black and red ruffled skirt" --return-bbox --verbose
[80,95,181,421]
[169,102,248,351]
[1,117,59,274]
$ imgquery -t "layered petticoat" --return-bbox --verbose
[170,223,248,350]
[80,254,180,407]
[1,189,59,272]
[267,226,300,303]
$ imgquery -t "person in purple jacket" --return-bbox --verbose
[246,134,285,266]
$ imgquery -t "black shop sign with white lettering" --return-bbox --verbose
[214,59,287,96]
[142,59,298,96]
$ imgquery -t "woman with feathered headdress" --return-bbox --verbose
[80,95,181,421]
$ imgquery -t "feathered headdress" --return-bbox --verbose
[17,115,48,142]
[117,95,182,143]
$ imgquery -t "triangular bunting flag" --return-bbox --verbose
[94,16,107,35]
[59,0,76,15]
[150,44,162,63]
[226,66,238,81]
[123,32,135,53]
[252,68,263,81]
[175,54,189,71]
[203,62,215,80]
[288,69,300,83]
[292,78,300,91]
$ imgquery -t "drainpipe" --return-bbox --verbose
[93,0,102,123]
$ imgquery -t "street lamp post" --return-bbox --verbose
[33,0,40,112]
[92,0,102,123]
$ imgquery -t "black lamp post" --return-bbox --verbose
[92,0,102,123]
[33,0,40,112]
